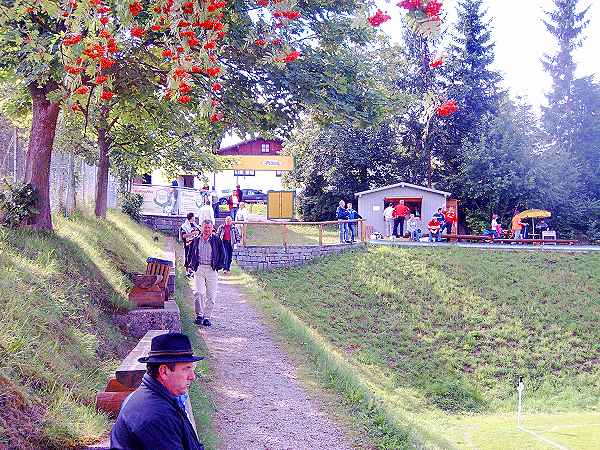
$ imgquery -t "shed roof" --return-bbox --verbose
[354,182,451,198]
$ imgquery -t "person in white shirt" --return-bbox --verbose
[383,203,395,238]
[197,199,215,227]
[235,202,249,222]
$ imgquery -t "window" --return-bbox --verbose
[261,143,270,153]
[275,170,285,177]
[182,175,195,188]
[234,170,255,176]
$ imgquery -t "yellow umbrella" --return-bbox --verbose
[516,209,552,237]
[516,209,551,220]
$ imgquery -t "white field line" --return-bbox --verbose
[518,426,571,450]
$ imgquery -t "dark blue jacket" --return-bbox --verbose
[110,374,203,450]
[347,208,361,220]
[188,233,225,272]
[336,206,349,220]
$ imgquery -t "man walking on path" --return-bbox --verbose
[110,332,204,450]
[392,200,410,238]
[189,219,225,327]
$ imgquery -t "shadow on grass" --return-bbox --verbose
[0,212,161,449]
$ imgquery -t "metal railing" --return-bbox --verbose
[233,219,367,247]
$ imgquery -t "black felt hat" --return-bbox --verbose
[138,332,204,364]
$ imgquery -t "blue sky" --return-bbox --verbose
[375,0,599,108]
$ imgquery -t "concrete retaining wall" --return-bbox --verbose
[234,243,363,271]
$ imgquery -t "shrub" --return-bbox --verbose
[423,377,487,413]
[0,181,38,228]
[120,192,143,222]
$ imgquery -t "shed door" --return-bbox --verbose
[384,197,423,218]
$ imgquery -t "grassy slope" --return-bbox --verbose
[0,212,163,449]
[245,245,600,449]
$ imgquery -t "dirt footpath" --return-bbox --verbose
[193,272,354,450]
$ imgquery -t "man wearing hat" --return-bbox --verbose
[110,332,205,450]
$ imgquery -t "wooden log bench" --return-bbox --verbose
[96,330,168,416]
[129,258,174,308]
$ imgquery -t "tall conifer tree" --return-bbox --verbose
[542,0,590,152]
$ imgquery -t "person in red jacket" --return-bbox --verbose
[443,206,456,234]
[392,200,411,238]
[428,216,442,242]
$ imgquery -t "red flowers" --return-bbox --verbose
[191,66,203,73]
[129,1,143,17]
[437,100,458,117]
[368,9,391,27]
[255,38,267,47]
[151,25,161,32]
[211,82,222,91]
[257,0,268,6]
[101,90,115,100]
[99,29,111,39]
[131,26,146,38]
[100,16,109,25]
[63,34,82,46]
[94,75,109,84]
[430,57,443,68]
[210,112,223,123]
[162,49,174,58]
[178,95,191,104]
[204,41,216,50]
[177,20,191,28]
[179,83,192,93]
[398,0,442,20]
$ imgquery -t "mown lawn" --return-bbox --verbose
[0,212,163,449]
[247,245,600,448]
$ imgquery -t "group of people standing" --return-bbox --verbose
[336,200,362,243]
[179,210,242,328]
[383,201,457,242]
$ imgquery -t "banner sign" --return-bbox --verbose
[227,155,294,171]
[132,184,207,216]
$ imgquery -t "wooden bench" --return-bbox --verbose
[445,234,578,245]
[96,330,168,416]
[129,258,174,308]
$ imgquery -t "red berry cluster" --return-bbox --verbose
[61,0,118,112]
[368,9,391,27]
[253,0,302,64]
[397,0,443,21]
[437,99,458,117]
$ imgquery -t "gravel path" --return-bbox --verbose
[192,272,354,450]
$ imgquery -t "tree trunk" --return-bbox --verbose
[94,106,111,218]
[24,82,60,230]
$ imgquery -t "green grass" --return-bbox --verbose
[240,245,600,449]
[0,211,163,449]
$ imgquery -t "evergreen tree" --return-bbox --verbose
[541,0,590,151]
[442,0,503,172]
